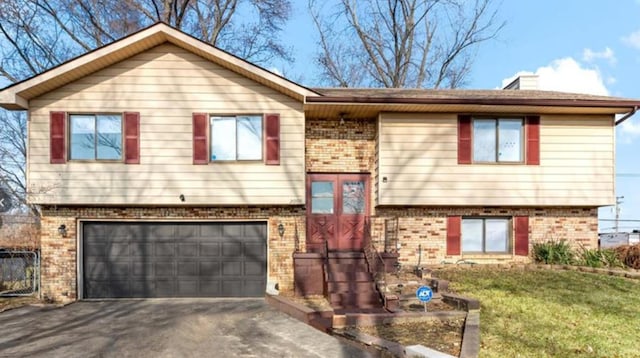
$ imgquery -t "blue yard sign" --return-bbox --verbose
[416,285,433,303]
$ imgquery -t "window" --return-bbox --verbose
[210,115,262,161]
[462,218,510,253]
[69,114,122,160]
[473,118,523,163]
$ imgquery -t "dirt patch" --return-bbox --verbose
[278,293,333,312]
[0,296,41,312]
[355,317,465,357]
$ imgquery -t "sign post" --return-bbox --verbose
[416,285,433,312]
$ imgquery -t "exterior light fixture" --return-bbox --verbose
[339,112,347,125]
[277,223,285,238]
[58,224,67,237]
[179,194,185,202]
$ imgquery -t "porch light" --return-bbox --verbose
[277,223,285,238]
[58,224,67,237]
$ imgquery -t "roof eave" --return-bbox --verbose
[305,95,640,111]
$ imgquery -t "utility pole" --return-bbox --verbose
[615,196,624,233]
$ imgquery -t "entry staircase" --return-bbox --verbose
[324,251,385,313]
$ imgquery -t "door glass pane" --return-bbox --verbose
[485,219,509,252]
[498,119,522,162]
[473,119,496,162]
[342,181,365,214]
[462,219,483,252]
[311,182,334,214]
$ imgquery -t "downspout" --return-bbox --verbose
[615,106,638,126]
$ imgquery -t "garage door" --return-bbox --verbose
[82,222,267,298]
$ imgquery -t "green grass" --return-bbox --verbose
[434,267,640,358]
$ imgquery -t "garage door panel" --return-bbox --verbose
[83,222,266,298]
[155,261,175,276]
[222,242,242,256]
[178,262,197,276]
[178,243,198,256]
[222,261,242,276]
[200,243,220,256]
[130,243,153,257]
[245,261,265,276]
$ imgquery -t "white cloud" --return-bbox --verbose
[622,29,640,49]
[582,47,616,65]
[618,117,640,143]
[501,57,609,96]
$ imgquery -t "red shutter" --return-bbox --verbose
[192,113,208,164]
[124,112,140,164]
[458,115,472,164]
[50,111,66,164]
[514,216,529,256]
[265,113,280,165]
[446,216,462,255]
[525,116,540,165]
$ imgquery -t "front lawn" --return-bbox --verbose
[434,267,640,358]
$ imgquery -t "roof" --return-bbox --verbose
[310,88,640,108]
[0,22,638,117]
[0,22,319,110]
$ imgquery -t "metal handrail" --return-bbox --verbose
[362,217,388,297]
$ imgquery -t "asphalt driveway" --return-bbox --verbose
[0,298,372,357]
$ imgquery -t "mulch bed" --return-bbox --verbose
[355,317,465,357]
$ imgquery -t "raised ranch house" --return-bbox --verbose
[1,23,638,307]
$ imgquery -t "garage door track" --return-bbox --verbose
[0,299,372,357]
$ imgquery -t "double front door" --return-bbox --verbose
[306,173,370,252]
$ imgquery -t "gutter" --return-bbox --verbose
[614,106,638,126]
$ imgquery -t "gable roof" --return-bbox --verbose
[0,22,319,110]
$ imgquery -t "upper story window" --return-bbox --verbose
[473,118,523,163]
[210,115,262,161]
[69,114,122,161]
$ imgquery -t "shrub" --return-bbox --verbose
[614,244,640,270]
[600,248,625,268]
[578,246,603,268]
[532,239,574,265]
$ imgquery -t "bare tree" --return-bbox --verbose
[309,0,504,88]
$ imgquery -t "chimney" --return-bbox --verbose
[503,75,538,90]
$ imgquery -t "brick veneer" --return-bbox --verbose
[40,206,305,303]
[369,207,598,267]
[305,118,376,173]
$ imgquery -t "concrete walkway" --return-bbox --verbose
[0,299,373,357]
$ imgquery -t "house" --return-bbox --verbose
[1,23,638,305]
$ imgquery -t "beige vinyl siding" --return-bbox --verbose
[377,113,615,206]
[28,44,304,206]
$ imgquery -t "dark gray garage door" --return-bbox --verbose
[82,222,267,298]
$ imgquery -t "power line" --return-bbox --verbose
[599,219,640,222]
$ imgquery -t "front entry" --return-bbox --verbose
[306,173,370,252]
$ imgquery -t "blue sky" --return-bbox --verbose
[279,0,640,233]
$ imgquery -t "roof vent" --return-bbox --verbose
[503,75,538,90]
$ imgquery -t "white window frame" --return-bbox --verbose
[68,113,123,161]
[210,115,263,161]
[462,217,511,254]
[472,118,524,163]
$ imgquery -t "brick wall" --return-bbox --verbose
[40,206,305,303]
[371,207,598,267]
[305,118,376,174]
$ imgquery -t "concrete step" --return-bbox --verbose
[327,271,373,282]
[327,251,365,259]
[327,281,377,293]
[325,262,369,273]
[329,292,381,306]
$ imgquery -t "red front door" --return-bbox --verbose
[306,173,370,252]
